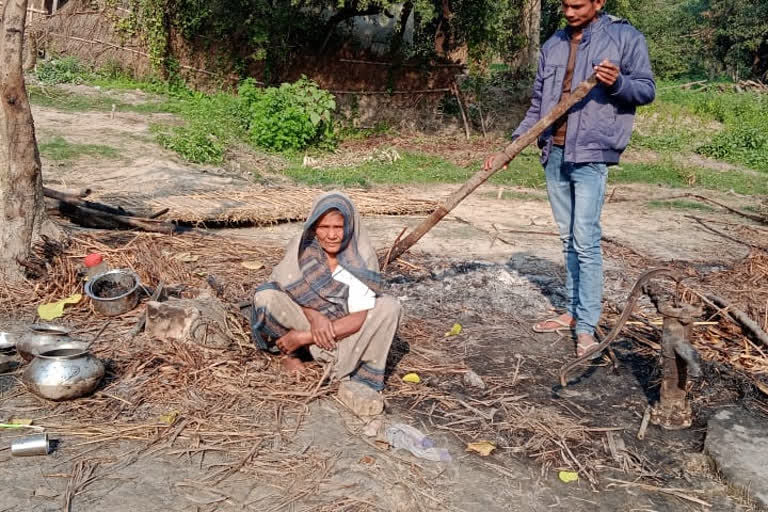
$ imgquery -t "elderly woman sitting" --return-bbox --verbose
[250,191,401,414]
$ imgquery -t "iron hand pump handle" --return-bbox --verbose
[379,74,600,268]
[558,268,684,388]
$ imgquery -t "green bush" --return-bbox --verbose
[154,124,225,164]
[35,57,91,85]
[238,77,336,152]
[698,126,768,170]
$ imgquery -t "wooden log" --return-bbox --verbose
[48,200,176,233]
[707,294,768,349]
[43,186,136,216]
[379,74,599,267]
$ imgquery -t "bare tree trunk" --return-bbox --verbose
[524,0,541,71]
[0,0,58,282]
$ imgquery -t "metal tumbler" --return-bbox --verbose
[10,433,49,456]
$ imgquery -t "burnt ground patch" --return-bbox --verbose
[383,253,768,510]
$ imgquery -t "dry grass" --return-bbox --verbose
[90,187,438,225]
[2,219,767,503]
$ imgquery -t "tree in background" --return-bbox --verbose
[541,0,768,81]
[0,0,60,281]
[111,0,534,79]
[706,0,768,80]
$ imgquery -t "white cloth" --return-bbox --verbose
[332,265,376,313]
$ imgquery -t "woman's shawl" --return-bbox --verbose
[250,191,382,349]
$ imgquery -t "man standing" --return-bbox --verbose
[485,0,655,357]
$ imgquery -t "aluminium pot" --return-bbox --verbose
[22,345,104,401]
[17,324,73,362]
[84,269,141,317]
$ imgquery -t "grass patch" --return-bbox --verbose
[28,85,172,114]
[282,152,471,187]
[32,58,337,163]
[485,189,548,201]
[646,199,715,212]
[609,161,768,195]
[281,150,765,197]
[29,81,246,164]
[39,136,120,161]
[633,83,768,172]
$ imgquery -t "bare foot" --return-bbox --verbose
[282,355,305,373]
[276,330,308,354]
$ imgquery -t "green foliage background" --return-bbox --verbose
[542,0,768,81]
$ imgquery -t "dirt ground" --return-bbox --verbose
[1,98,766,511]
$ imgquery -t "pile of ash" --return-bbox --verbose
[387,257,567,323]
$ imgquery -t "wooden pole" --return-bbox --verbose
[452,82,471,140]
[379,74,599,268]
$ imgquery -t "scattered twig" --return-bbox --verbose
[637,406,651,440]
[452,82,471,140]
[707,294,768,348]
[686,215,768,251]
[606,478,711,508]
[679,194,766,224]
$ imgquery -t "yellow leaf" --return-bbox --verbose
[402,373,421,384]
[38,293,82,320]
[466,441,496,456]
[158,410,180,425]
[558,471,579,483]
[241,260,265,270]
[9,418,33,426]
[444,323,463,337]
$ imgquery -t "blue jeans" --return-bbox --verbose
[544,145,608,336]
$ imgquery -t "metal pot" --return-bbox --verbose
[17,324,72,362]
[84,269,141,317]
[22,346,104,401]
[0,331,19,350]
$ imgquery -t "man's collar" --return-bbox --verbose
[565,12,603,40]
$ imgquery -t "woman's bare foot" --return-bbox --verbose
[282,355,305,373]
[276,330,308,354]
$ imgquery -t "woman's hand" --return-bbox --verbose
[303,308,336,350]
[311,316,336,350]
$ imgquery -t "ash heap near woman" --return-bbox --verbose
[250,191,401,415]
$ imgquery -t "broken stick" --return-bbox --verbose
[379,74,599,268]
[707,294,768,349]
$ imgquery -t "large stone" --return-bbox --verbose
[705,407,768,507]
[145,291,231,349]
[337,380,384,417]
